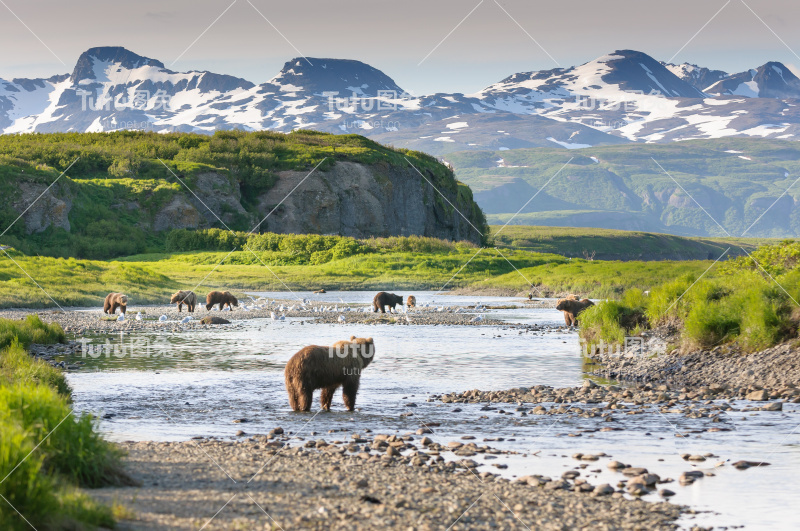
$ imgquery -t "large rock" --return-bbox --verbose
[13,181,72,233]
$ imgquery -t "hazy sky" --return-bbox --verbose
[1,0,799,94]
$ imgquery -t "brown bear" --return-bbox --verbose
[200,316,231,325]
[284,336,375,412]
[556,298,594,326]
[373,292,403,313]
[170,290,197,313]
[406,295,416,308]
[205,290,238,311]
[313,288,327,294]
[103,293,128,315]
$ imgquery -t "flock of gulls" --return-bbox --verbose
[116,296,487,325]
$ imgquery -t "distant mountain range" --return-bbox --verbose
[3,47,800,154]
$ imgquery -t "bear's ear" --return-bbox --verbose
[350,335,356,340]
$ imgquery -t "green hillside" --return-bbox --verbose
[490,225,772,261]
[447,138,800,238]
[0,130,482,258]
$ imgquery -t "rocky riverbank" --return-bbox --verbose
[91,437,683,531]
[588,341,800,398]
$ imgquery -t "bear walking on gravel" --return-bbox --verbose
[205,291,238,311]
[373,292,403,313]
[406,295,416,308]
[170,290,197,313]
[103,293,128,315]
[284,336,375,411]
[556,297,594,326]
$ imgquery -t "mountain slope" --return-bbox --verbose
[446,138,800,238]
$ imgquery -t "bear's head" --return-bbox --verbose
[170,291,184,304]
[556,298,575,312]
[349,335,375,366]
[119,294,128,304]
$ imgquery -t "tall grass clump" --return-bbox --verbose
[0,314,65,350]
[0,317,130,529]
[579,289,648,347]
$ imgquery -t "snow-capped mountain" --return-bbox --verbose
[705,62,800,99]
[2,46,800,153]
[662,62,728,92]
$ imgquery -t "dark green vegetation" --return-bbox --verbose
[490,225,770,261]
[581,240,800,352]
[448,138,800,237]
[0,130,477,259]
[0,316,128,530]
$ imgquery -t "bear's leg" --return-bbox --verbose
[286,384,299,411]
[189,303,194,313]
[342,379,360,411]
[320,385,338,411]
[563,312,571,326]
[297,387,314,412]
[120,304,126,315]
[372,302,378,313]
[111,302,118,314]
[177,303,182,313]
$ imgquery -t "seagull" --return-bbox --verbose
[135,312,142,321]
[279,313,286,321]
[159,315,167,322]
[181,316,191,324]
[337,315,346,323]
[470,314,484,323]
[436,306,444,312]
[270,311,277,321]
[116,314,125,321]
[404,315,412,324]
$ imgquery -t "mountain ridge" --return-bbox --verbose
[2,46,800,152]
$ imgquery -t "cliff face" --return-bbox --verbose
[7,162,486,245]
[255,162,484,243]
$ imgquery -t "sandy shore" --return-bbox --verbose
[92,437,682,531]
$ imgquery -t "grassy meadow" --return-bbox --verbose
[0,238,716,308]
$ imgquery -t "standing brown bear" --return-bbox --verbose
[556,298,594,326]
[373,292,403,313]
[170,290,197,312]
[205,291,238,311]
[406,295,416,308]
[284,336,375,411]
[103,293,128,315]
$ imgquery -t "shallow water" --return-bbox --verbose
[65,292,799,530]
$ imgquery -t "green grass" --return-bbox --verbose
[580,240,800,353]
[0,241,718,308]
[0,316,128,529]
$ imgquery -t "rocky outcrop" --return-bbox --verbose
[13,182,72,234]
[254,161,484,243]
[6,162,485,243]
[153,196,202,232]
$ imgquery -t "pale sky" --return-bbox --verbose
[1,0,799,95]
